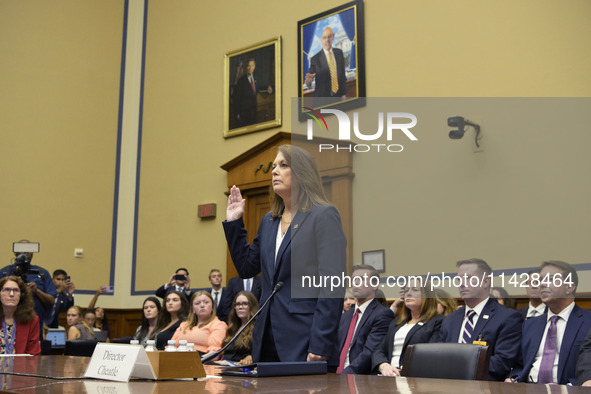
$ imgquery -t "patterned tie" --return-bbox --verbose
[538,315,559,383]
[213,291,219,307]
[328,51,338,94]
[337,308,361,373]
[528,309,538,319]
[462,310,476,344]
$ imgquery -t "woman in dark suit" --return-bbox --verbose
[0,276,41,355]
[372,281,442,376]
[223,145,346,369]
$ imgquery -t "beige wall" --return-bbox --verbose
[1,0,589,307]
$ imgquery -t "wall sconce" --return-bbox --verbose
[448,116,481,148]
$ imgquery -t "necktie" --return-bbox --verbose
[528,309,538,319]
[245,279,251,292]
[337,308,361,373]
[249,76,255,94]
[538,315,559,383]
[461,310,476,344]
[328,51,338,94]
[213,291,219,307]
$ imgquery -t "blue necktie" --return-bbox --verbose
[245,279,251,292]
[462,310,476,343]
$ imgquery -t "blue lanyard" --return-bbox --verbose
[2,321,17,355]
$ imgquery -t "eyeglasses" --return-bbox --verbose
[235,302,249,308]
[1,288,20,294]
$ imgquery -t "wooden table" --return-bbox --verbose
[0,356,589,393]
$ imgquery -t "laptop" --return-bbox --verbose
[94,331,109,342]
[46,328,67,349]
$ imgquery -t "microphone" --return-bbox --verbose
[201,281,284,364]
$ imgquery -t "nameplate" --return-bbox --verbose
[84,343,157,382]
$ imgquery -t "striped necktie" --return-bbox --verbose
[462,309,476,343]
[328,51,338,94]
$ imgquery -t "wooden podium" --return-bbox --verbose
[146,351,206,380]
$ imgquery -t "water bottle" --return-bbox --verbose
[145,340,156,352]
[165,340,177,352]
[186,343,196,352]
[130,339,139,345]
[178,340,188,352]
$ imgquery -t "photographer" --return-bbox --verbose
[0,240,57,338]
[47,269,75,328]
[155,268,193,299]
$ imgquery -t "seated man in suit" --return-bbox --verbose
[439,258,522,381]
[517,268,546,320]
[507,260,591,385]
[155,268,193,299]
[337,264,394,374]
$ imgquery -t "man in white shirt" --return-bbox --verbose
[439,258,522,381]
[517,268,546,320]
[508,261,591,385]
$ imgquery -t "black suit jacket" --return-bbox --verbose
[338,299,395,374]
[308,48,347,97]
[155,285,193,300]
[577,326,591,385]
[439,298,523,381]
[205,287,231,323]
[371,314,443,373]
[233,74,258,126]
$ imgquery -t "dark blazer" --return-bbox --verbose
[518,304,547,320]
[371,314,443,373]
[48,291,74,328]
[206,287,231,323]
[155,285,193,300]
[308,48,347,97]
[223,205,346,368]
[15,316,41,355]
[233,74,258,126]
[512,304,591,385]
[576,327,591,385]
[338,299,395,374]
[439,298,522,381]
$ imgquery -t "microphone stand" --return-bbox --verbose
[201,281,283,364]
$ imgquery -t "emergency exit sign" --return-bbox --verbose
[198,203,216,218]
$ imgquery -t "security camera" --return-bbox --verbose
[448,116,481,147]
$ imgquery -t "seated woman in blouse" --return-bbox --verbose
[133,296,161,346]
[67,307,95,340]
[172,291,227,354]
[371,281,443,376]
[0,276,41,355]
[154,291,189,350]
[221,291,258,362]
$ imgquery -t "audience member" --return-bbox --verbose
[172,291,227,354]
[517,268,546,320]
[343,288,356,313]
[155,268,193,299]
[207,269,231,323]
[154,290,189,350]
[65,306,83,334]
[222,291,258,362]
[434,288,458,316]
[491,286,516,309]
[372,281,443,376]
[337,264,394,374]
[507,261,591,385]
[220,275,262,323]
[1,240,57,338]
[438,258,522,381]
[0,276,41,355]
[88,287,110,340]
[47,269,75,328]
[133,296,161,346]
[389,288,406,316]
[375,289,389,308]
[224,145,346,369]
[68,307,95,340]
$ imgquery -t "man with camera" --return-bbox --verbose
[155,268,193,299]
[1,240,57,337]
[47,269,75,328]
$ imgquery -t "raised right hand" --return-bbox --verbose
[226,185,245,221]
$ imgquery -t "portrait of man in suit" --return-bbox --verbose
[304,27,347,99]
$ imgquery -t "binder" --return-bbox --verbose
[219,361,327,377]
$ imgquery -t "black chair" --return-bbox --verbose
[111,336,133,344]
[401,343,490,380]
[64,340,98,357]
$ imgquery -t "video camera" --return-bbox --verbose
[12,242,40,283]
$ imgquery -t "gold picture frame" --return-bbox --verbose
[224,37,282,138]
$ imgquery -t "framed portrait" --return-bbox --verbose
[362,249,385,273]
[224,37,282,138]
[297,0,365,121]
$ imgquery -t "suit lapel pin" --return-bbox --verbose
[483,314,489,319]
[418,321,424,326]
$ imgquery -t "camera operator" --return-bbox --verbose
[47,269,75,328]
[1,240,57,338]
[155,268,193,299]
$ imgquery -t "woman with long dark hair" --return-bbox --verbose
[222,291,258,361]
[154,290,189,350]
[0,276,41,355]
[133,296,161,346]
